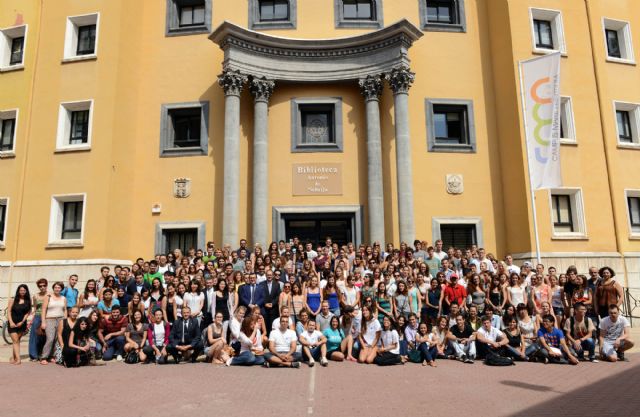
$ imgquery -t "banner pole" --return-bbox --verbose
[518,60,542,266]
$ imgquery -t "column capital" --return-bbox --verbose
[359,75,384,101]
[386,66,415,95]
[218,69,248,96]
[250,77,276,103]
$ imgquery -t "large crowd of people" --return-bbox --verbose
[5,238,634,368]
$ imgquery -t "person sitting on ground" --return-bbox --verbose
[537,314,578,365]
[204,312,230,364]
[563,302,597,362]
[143,309,170,364]
[64,317,94,367]
[503,317,528,361]
[415,322,438,367]
[599,304,634,362]
[299,319,328,367]
[323,316,346,362]
[358,305,381,364]
[265,315,301,368]
[124,310,149,363]
[447,314,476,363]
[374,315,403,366]
[167,306,203,364]
[98,307,128,361]
[475,315,509,360]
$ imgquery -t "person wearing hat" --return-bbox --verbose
[444,274,467,315]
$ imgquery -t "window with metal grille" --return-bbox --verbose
[10,36,24,65]
[259,0,290,21]
[534,19,553,49]
[301,105,335,144]
[629,196,640,232]
[440,224,476,249]
[0,201,6,242]
[69,110,89,144]
[62,201,83,240]
[433,104,468,145]
[552,194,574,233]
[1,118,15,151]
[343,0,375,20]
[179,3,206,27]
[606,29,622,58]
[617,110,633,143]
[170,108,201,148]
[76,25,96,55]
[426,0,456,24]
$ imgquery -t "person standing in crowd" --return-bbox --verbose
[260,269,281,335]
[98,307,128,361]
[40,282,67,365]
[97,288,119,318]
[595,267,623,318]
[167,306,203,363]
[7,284,31,365]
[599,305,634,362]
[78,279,99,318]
[60,274,79,313]
[57,306,79,365]
[183,280,204,327]
[29,278,48,362]
[304,275,322,319]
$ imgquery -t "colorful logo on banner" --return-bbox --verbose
[530,77,554,163]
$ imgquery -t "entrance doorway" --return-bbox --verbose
[284,213,353,246]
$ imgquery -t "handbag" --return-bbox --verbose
[125,350,140,364]
[408,349,422,363]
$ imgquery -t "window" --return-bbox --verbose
[426,99,476,153]
[61,201,83,239]
[627,192,640,236]
[549,189,586,238]
[10,36,24,65]
[48,194,86,246]
[334,0,383,29]
[166,0,212,36]
[603,18,635,63]
[160,102,209,157]
[560,96,576,144]
[291,98,343,153]
[0,109,17,155]
[529,8,566,54]
[56,100,93,151]
[614,102,640,147]
[0,198,7,245]
[250,0,296,29]
[0,25,27,70]
[419,0,466,32]
[76,25,96,56]
[440,224,476,249]
[155,222,206,255]
[64,14,99,61]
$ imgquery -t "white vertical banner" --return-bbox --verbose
[520,53,562,190]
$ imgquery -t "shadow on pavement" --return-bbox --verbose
[509,361,640,417]
[500,380,562,394]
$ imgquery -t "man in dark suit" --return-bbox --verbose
[167,306,203,363]
[239,273,265,311]
[126,272,150,296]
[201,276,216,330]
[259,269,281,335]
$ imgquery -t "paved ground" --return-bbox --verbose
[0,352,637,417]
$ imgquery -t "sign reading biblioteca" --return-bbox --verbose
[292,163,343,196]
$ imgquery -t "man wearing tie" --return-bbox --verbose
[259,269,281,336]
[239,273,265,311]
[126,272,150,297]
[201,277,216,330]
[167,306,203,363]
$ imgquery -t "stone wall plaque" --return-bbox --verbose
[446,174,463,195]
[174,178,191,198]
[292,163,342,196]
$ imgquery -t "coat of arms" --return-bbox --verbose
[174,178,191,198]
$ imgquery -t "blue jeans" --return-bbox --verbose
[28,315,45,360]
[399,340,408,356]
[572,338,596,359]
[230,350,265,366]
[102,336,125,361]
[418,342,438,362]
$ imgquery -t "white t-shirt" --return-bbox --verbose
[362,319,381,346]
[306,250,318,261]
[379,329,400,354]
[477,326,503,343]
[272,316,294,331]
[599,316,630,342]
[153,323,165,346]
[342,286,359,306]
[434,251,447,261]
[301,329,323,346]
[269,328,297,353]
[183,292,204,316]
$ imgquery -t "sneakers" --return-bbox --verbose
[116,355,123,362]
[291,361,301,368]
[225,357,233,366]
[464,357,474,364]
[459,354,467,363]
[617,351,625,361]
[308,359,315,367]
[320,357,329,367]
[262,361,270,368]
[590,357,599,363]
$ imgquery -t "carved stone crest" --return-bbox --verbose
[446,174,463,195]
[174,178,191,198]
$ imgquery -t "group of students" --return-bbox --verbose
[4,238,635,368]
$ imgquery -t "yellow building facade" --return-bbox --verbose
[1,0,640,301]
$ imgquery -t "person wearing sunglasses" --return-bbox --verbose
[29,278,49,362]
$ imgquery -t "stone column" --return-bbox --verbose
[218,69,248,246]
[250,77,275,248]
[359,75,386,245]
[386,66,416,245]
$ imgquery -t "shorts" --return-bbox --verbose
[327,348,341,357]
[303,346,322,361]
[602,340,625,357]
[264,351,302,362]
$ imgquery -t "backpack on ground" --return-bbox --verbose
[484,352,514,366]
